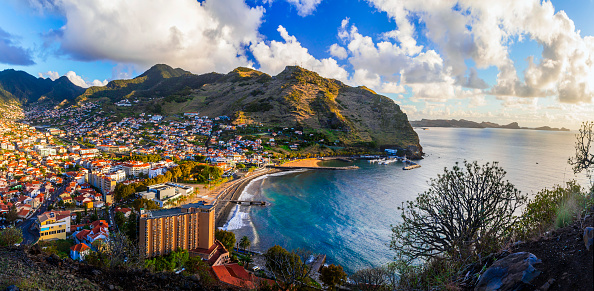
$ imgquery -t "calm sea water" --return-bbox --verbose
[223,128,590,274]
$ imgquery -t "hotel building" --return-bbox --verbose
[139,201,215,258]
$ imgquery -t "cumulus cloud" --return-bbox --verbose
[251,25,349,81]
[367,0,594,104]
[35,0,264,74]
[329,44,348,60]
[338,21,474,99]
[38,71,60,80]
[0,27,35,66]
[38,70,108,88]
[285,0,322,16]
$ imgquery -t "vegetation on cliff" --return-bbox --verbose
[75,64,421,155]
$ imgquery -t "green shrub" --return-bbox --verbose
[0,228,23,246]
[514,181,590,239]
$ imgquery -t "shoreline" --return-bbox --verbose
[213,168,279,228]
[278,156,356,168]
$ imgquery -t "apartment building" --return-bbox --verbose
[89,169,125,194]
[122,161,150,177]
[139,202,215,258]
[37,211,71,241]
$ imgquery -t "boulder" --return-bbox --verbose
[584,227,594,251]
[475,252,542,291]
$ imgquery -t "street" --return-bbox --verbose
[16,182,67,245]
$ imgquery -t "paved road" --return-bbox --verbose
[17,182,67,245]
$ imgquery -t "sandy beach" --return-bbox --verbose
[278,158,322,168]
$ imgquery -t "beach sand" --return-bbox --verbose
[279,158,322,167]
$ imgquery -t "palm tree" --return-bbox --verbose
[239,236,251,253]
[241,255,253,270]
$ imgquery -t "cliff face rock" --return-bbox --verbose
[0,246,213,290]
[173,66,422,156]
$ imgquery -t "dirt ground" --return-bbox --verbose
[512,214,593,291]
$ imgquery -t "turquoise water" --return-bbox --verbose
[224,128,590,274]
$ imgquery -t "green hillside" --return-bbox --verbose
[79,64,421,155]
[0,69,85,104]
[0,64,422,156]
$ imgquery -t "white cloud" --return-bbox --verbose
[38,70,108,88]
[285,0,322,16]
[251,25,349,81]
[367,0,594,104]
[36,0,265,74]
[38,71,59,80]
[329,44,348,60]
[65,71,108,88]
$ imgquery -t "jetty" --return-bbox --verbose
[267,165,359,170]
[308,254,327,274]
[220,200,268,206]
[403,164,422,170]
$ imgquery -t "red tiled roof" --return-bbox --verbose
[76,229,91,241]
[70,243,90,252]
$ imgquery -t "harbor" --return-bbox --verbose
[368,156,422,170]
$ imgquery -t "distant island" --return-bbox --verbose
[410,119,570,131]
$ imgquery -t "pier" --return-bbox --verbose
[403,164,422,170]
[308,254,327,275]
[267,165,359,170]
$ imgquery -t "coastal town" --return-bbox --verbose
[0,103,356,289]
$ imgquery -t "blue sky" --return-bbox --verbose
[0,0,593,129]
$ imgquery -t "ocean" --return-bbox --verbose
[222,128,590,274]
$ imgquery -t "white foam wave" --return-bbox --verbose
[222,205,249,230]
[238,169,306,200]
[222,170,307,231]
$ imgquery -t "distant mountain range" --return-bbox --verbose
[0,64,423,156]
[410,119,570,131]
[0,69,84,105]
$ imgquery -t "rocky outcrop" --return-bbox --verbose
[585,227,594,251]
[0,245,217,291]
[474,252,542,291]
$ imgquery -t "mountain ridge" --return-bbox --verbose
[4,64,422,156]
[0,69,85,104]
[411,119,570,131]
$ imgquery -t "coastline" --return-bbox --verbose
[213,169,279,228]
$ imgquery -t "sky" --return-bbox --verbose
[0,0,593,129]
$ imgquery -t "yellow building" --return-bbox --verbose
[37,211,71,241]
[139,202,215,258]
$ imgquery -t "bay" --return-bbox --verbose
[224,128,590,274]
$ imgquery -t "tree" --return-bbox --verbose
[215,229,236,253]
[391,161,526,261]
[0,228,23,246]
[240,255,253,270]
[114,211,126,230]
[320,264,347,290]
[87,231,142,269]
[6,205,18,223]
[350,267,388,291]
[264,245,313,290]
[186,256,215,286]
[569,121,594,192]
[239,235,251,252]
[90,208,99,222]
[126,212,138,242]
[132,198,160,212]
